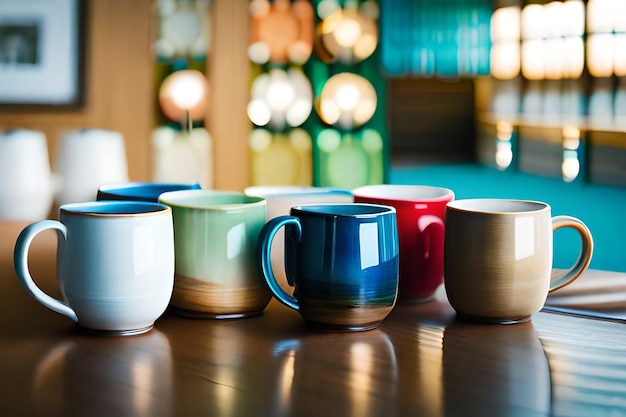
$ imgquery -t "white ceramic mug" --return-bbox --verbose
[0,129,55,221]
[444,199,594,324]
[14,201,175,335]
[244,185,353,293]
[54,129,129,206]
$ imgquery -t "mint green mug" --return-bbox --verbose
[159,190,271,318]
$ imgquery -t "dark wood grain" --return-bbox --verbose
[1,221,625,417]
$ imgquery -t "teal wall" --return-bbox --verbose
[390,163,626,272]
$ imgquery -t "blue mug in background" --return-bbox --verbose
[97,181,201,203]
[258,203,399,332]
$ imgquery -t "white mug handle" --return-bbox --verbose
[13,220,78,322]
[549,215,594,292]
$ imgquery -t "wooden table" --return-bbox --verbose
[1,221,625,417]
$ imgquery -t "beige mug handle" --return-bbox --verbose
[549,215,594,292]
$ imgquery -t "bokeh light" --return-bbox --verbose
[158,69,209,121]
[318,73,377,130]
[248,68,313,129]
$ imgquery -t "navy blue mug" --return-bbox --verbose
[258,203,399,332]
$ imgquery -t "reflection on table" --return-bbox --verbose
[1,220,625,416]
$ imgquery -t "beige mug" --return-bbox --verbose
[444,199,594,324]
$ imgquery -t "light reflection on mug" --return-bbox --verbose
[32,330,173,417]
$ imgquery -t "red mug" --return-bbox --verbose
[353,185,454,302]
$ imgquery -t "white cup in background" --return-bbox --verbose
[54,129,129,206]
[0,129,55,221]
[244,186,353,293]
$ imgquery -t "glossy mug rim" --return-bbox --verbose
[290,203,396,218]
[353,184,454,204]
[159,189,264,211]
[245,185,353,198]
[446,199,550,215]
[97,181,201,202]
[1,129,47,141]
[60,201,171,217]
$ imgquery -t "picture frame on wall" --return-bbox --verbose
[0,0,86,107]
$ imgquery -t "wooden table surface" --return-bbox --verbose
[1,220,625,417]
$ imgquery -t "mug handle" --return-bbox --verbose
[13,220,78,322]
[258,215,302,312]
[549,215,594,292]
[417,214,445,260]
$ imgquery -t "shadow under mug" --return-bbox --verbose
[13,201,175,335]
[258,203,399,332]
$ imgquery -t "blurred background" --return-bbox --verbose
[0,0,624,272]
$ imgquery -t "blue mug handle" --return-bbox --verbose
[258,216,303,312]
